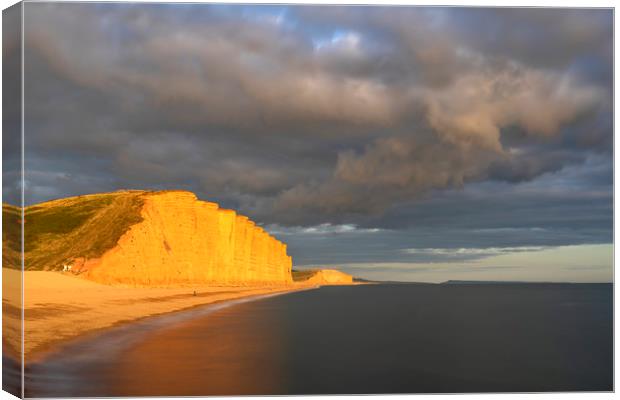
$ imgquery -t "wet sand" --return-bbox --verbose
[1,268,313,362]
[24,289,304,397]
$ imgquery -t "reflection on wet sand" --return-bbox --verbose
[3,267,22,397]
[24,292,289,397]
[111,303,285,396]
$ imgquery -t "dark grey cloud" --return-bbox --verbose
[16,4,612,269]
[450,8,613,84]
[3,3,22,206]
[280,166,612,266]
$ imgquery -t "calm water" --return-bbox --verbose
[26,283,613,396]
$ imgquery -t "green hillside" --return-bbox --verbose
[2,191,146,271]
[2,204,21,270]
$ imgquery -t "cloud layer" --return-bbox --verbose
[8,4,612,272]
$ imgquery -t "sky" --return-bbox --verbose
[4,4,613,282]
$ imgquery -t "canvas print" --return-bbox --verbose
[2,2,614,397]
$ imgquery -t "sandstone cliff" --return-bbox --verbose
[82,191,293,286]
[6,190,293,286]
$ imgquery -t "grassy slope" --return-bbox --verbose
[2,204,21,270]
[3,191,146,271]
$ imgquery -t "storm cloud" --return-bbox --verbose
[9,4,613,274]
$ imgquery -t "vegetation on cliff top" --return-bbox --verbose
[3,191,146,270]
[2,204,21,270]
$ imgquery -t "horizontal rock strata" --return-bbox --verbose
[83,191,292,286]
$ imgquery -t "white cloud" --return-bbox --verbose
[267,223,384,236]
[402,246,548,256]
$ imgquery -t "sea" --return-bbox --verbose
[23,283,613,396]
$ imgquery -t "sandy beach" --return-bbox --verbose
[2,268,314,362]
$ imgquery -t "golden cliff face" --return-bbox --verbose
[83,191,292,286]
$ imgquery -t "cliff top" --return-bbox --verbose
[3,190,287,272]
[2,190,239,271]
[6,191,147,270]
[24,189,195,209]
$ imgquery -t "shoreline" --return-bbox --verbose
[25,284,318,365]
[2,268,324,364]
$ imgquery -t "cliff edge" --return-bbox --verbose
[5,190,293,286]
